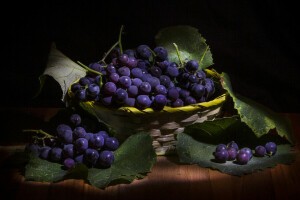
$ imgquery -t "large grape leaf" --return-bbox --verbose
[37,46,86,102]
[221,72,294,144]
[177,117,297,176]
[155,25,213,70]
[87,132,157,188]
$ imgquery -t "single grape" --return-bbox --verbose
[159,75,171,88]
[127,56,138,69]
[149,66,162,78]
[255,145,266,157]
[185,96,197,105]
[105,137,119,151]
[227,141,239,151]
[57,124,72,137]
[132,78,143,87]
[236,152,250,165]
[89,62,103,72]
[79,77,91,86]
[89,134,105,149]
[196,70,206,79]
[215,144,227,152]
[165,65,179,78]
[239,147,253,159]
[71,83,81,93]
[265,142,277,155]
[153,46,168,61]
[167,87,179,101]
[59,129,73,144]
[191,84,205,98]
[136,45,151,60]
[124,49,136,58]
[227,147,237,161]
[118,76,132,88]
[84,148,99,166]
[157,60,169,70]
[179,89,190,99]
[118,66,131,77]
[131,68,143,78]
[128,85,138,97]
[95,131,109,140]
[139,82,152,94]
[85,132,94,141]
[101,95,113,106]
[74,154,84,163]
[106,64,116,74]
[103,82,117,95]
[109,73,120,83]
[98,150,115,168]
[39,146,51,159]
[75,89,86,101]
[188,75,199,83]
[50,147,63,162]
[70,114,81,126]
[125,97,136,107]
[64,158,75,169]
[74,127,87,139]
[147,77,160,89]
[87,83,100,97]
[117,54,129,66]
[113,88,128,104]
[44,138,57,147]
[63,144,74,158]
[213,149,228,163]
[141,73,152,82]
[137,59,151,70]
[136,95,152,109]
[155,85,167,95]
[75,138,89,153]
[172,98,184,107]
[153,94,167,110]
[185,60,199,72]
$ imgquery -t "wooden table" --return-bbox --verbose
[0,108,299,200]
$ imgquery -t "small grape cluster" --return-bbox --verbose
[213,141,277,165]
[25,114,119,169]
[70,45,215,110]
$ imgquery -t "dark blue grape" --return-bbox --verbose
[74,154,84,163]
[149,66,162,77]
[118,76,131,88]
[265,142,277,155]
[139,82,152,94]
[113,88,128,104]
[39,146,51,159]
[75,89,86,101]
[196,70,206,79]
[159,75,171,88]
[109,73,120,83]
[57,124,72,136]
[75,138,89,153]
[236,152,250,164]
[90,134,104,149]
[128,85,138,97]
[105,137,119,151]
[140,73,152,82]
[227,147,237,160]
[106,64,117,74]
[136,95,152,109]
[50,147,63,162]
[79,77,91,86]
[227,141,239,151]
[191,84,205,98]
[98,150,115,167]
[70,114,81,126]
[153,94,167,110]
[147,77,160,89]
[185,96,197,105]
[155,85,167,95]
[85,132,94,141]
[124,49,136,57]
[131,68,143,78]
[239,147,253,159]
[89,62,103,72]
[172,98,184,107]
[213,150,228,163]
[132,78,143,87]
[216,144,227,152]
[255,146,266,157]
[87,83,100,97]
[167,87,179,101]
[96,131,109,140]
[101,96,113,106]
[157,60,169,70]
[125,97,136,107]
[179,89,190,99]
[137,59,151,70]
[84,149,99,166]
[74,127,87,139]
[71,83,81,93]
[117,54,129,66]
[59,129,73,144]
[154,46,168,61]
[127,56,138,69]
[118,66,131,77]
[188,75,199,83]
[64,158,75,169]
[185,60,199,72]
[63,144,74,158]
[103,82,117,95]
[44,138,57,147]
[136,45,151,60]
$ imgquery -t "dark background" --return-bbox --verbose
[4,0,300,112]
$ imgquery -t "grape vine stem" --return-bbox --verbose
[98,41,119,64]
[173,43,184,67]
[119,25,124,55]
[22,129,54,138]
[77,61,104,88]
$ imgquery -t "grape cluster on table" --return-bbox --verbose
[25,114,119,169]
[213,141,277,164]
[71,45,216,110]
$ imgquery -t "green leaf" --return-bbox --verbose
[87,132,157,188]
[25,153,66,182]
[38,47,86,102]
[221,72,294,144]
[155,25,213,69]
[177,118,297,176]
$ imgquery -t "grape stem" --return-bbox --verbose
[98,41,119,64]
[147,48,157,67]
[22,129,54,138]
[77,61,104,88]
[119,25,124,55]
[172,43,184,67]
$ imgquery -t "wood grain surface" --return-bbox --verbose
[0,108,299,200]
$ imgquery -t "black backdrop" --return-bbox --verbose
[5,0,300,112]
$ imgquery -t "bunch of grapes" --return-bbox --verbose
[25,114,119,169]
[70,45,215,110]
[213,141,277,165]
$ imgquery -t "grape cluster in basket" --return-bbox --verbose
[70,45,215,110]
[25,114,119,169]
[213,141,277,164]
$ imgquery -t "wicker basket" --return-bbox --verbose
[69,69,226,155]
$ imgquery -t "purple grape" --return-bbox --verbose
[137,59,151,70]
[172,98,184,107]
[127,56,138,69]
[157,60,169,70]
[179,89,190,99]
[85,132,94,141]
[109,73,120,83]
[118,66,131,77]
[141,73,152,82]
[239,147,253,159]
[265,142,277,155]
[188,75,199,83]
[103,82,117,95]
[128,85,138,97]
[136,45,151,60]
[166,64,179,78]
[70,114,81,126]
[236,152,250,165]
[132,78,143,87]
[75,89,86,101]
[104,137,119,151]
[227,141,239,151]
[125,97,136,107]
[89,62,103,72]
[74,127,87,139]
[213,149,228,163]
[154,46,168,61]
[215,144,227,152]
[118,76,131,88]
[75,138,89,153]
[196,70,206,79]
[113,88,128,104]
[147,77,160,89]
[191,84,205,98]
[185,96,197,105]
[136,95,152,109]
[149,66,162,77]
[59,129,73,144]
[39,146,51,159]
[71,83,81,93]
[255,145,266,157]
[124,49,136,58]
[84,149,99,166]
[64,158,75,169]
[101,96,113,106]
[167,87,179,101]
[98,150,115,167]
[106,64,117,74]
[139,82,152,94]
[50,147,63,162]
[227,147,237,160]
[117,54,129,66]
[131,68,143,78]
[57,124,72,136]
[87,83,100,97]
[63,144,74,158]
[90,134,105,149]
[185,60,199,72]
[155,85,167,95]
[159,75,171,88]
[153,94,167,110]
[79,77,91,86]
